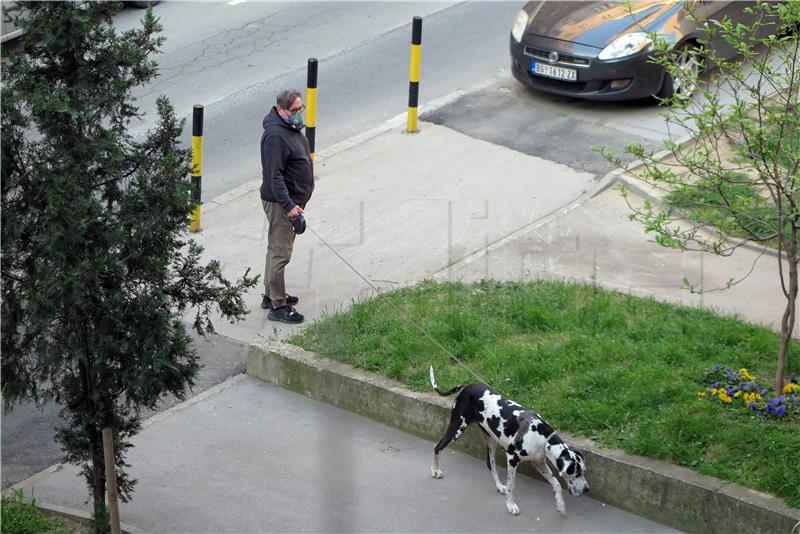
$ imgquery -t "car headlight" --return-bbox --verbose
[511,9,528,43]
[598,32,653,60]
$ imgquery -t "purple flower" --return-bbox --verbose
[714,364,721,371]
[748,402,757,410]
[712,382,719,388]
[761,389,769,396]
[740,382,748,390]
[777,395,786,404]
[776,405,786,416]
[766,403,776,415]
[790,373,798,384]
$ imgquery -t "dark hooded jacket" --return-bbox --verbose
[260,107,314,211]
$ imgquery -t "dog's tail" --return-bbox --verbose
[429,365,467,396]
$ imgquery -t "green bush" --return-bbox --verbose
[1,489,70,534]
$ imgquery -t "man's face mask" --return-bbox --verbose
[288,111,303,126]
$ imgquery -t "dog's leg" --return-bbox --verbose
[479,429,507,494]
[431,413,467,479]
[504,454,520,515]
[534,463,566,515]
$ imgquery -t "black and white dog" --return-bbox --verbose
[429,366,589,516]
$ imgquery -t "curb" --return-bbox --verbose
[599,135,781,260]
[35,502,147,534]
[615,174,781,260]
[434,163,621,280]
[246,339,800,534]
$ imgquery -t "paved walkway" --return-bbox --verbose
[18,376,678,533]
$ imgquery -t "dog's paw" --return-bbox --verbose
[431,468,443,479]
[556,496,566,516]
[496,484,508,495]
[506,502,520,516]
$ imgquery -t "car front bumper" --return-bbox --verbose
[510,34,666,101]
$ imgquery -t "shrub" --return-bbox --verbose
[1,489,70,534]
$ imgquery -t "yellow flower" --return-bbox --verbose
[739,368,753,381]
[712,388,718,396]
[697,391,706,398]
[734,391,742,398]
[784,383,799,394]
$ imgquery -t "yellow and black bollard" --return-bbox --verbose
[189,105,203,233]
[407,16,422,133]
[306,58,318,161]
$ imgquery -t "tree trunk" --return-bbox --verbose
[777,231,798,397]
[80,358,109,533]
[90,424,109,534]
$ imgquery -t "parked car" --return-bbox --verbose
[509,1,770,101]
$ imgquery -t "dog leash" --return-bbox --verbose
[305,223,488,385]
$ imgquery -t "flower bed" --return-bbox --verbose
[699,366,799,419]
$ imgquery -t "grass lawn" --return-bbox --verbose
[293,279,800,508]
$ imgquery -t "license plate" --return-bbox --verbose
[531,60,577,82]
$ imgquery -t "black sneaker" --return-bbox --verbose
[261,294,299,310]
[268,305,304,324]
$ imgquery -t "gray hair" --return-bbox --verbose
[276,89,302,110]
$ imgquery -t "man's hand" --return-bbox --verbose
[287,205,304,218]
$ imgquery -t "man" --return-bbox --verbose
[259,89,314,323]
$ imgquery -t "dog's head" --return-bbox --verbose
[556,449,589,496]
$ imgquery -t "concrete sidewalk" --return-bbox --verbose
[16,375,677,534]
[194,119,598,343]
[13,108,799,533]
[198,121,791,343]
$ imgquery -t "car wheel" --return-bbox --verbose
[657,43,701,101]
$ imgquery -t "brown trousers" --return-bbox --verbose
[262,200,295,309]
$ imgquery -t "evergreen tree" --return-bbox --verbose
[1,3,258,531]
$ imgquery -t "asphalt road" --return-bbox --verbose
[171,1,523,200]
[117,1,677,201]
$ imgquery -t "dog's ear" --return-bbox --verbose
[571,451,585,476]
[557,450,585,477]
[556,456,568,477]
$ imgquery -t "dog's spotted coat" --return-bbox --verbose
[429,366,589,516]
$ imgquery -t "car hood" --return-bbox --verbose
[524,0,677,49]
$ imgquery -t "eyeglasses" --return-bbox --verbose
[289,104,305,115]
